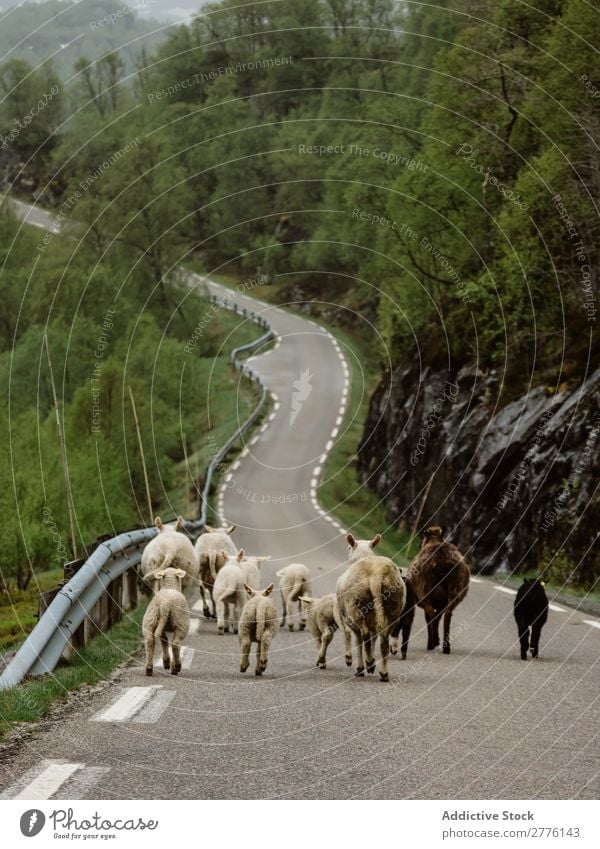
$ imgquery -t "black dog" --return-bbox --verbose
[514,578,549,660]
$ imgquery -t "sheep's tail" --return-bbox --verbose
[154,604,169,638]
[159,551,176,571]
[291,575,304,601]
[256,602,267,641]
[370,572,387,636]
[208,550,218,580]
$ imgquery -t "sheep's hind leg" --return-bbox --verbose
[144,631,155,676]
[401,607,415,660]
[442,608,453,654]
[518,624,530,660]
[286,595,295,632]
[257,631,274,675]
[390,620,400,656]
[216,598,226,635]
[171,632,183,675]
[280,591,287,628]
[379,632,390,682]
[223,600,231,634]
[317,628,334,669]
[199,585,211,620]
[342,623,353,667]
[239,633,251,673]
[364,632,376,674]
[159,633,171,670]
[299,598,307,631]
[530,622,543,658]
[354,633,365,677]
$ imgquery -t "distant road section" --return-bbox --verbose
[10,198,59,233]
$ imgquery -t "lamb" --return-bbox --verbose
[141,516,199,591]
[239,584,279,675]
[277,563,312,630]
[390,575,417,659]
[514,578,549,660]
[212,549,246,635]
[194,523,237,618]
[300,594,353,669]
[239,555,271,590]
[142,567,190,676]
[406,526,469,654]
[337,533,406,682]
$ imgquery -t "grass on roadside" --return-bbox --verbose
[0,602,146,742]
[0,568,63,655]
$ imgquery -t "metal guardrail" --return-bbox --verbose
[0,294,273,690]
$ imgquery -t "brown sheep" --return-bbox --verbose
[407,526,469,654]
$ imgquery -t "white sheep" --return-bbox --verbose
[337,533,406,682]
[142,567,190,676]
[239,555,271,590]
[194,524,237,618]
[277,563,312,631]
[300,594,353,669]
[141,516,199,591]
[212,549,246,635]
[239,584,279,675]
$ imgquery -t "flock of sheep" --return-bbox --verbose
[139,517,550,679]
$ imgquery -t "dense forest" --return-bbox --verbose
[0,0,598,589]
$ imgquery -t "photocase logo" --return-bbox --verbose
[290,369,313,425]
[20,810,46,837]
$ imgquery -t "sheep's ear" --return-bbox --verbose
[175,516,184,530]
[155,516,163,530]
[226,524,236,534]
[237,548,245,561]
[347,533,356,548]
[299,596,314,606]
[371,533,382,548]
[204,524,215,533]
[263,583,274,596]
[155,570,165,579]
[175,569,186,578]
[244,583,254,596]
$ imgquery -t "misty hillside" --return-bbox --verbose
[0,0,167,78]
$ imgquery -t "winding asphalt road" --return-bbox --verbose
[1,201,599,800]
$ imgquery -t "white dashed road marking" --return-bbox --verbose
[1,760,82,800]
[583,619,600,629]
[181,646,194,669]
[92,686,163,722]
[133,689,177,723]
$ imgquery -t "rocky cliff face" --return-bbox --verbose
[357,358,600,581]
